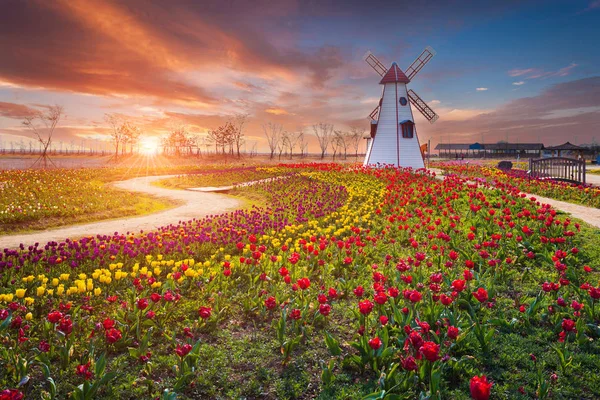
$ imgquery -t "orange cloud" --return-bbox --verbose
[265,108,292,115]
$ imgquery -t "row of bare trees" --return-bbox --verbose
[263,122,364,160]
[263,123,310,160]
[19,103,364,167]
[205,113,248,157]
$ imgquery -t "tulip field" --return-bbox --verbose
[1,163,600,399]
[435,162,600,208]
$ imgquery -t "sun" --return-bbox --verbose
[139,136,160,155]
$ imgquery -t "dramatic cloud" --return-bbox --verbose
[0,0,347,107]
[423,77,600,146]
[0,0,597,154]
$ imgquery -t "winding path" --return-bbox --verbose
[0,175,241,249]
[429,168,600,228]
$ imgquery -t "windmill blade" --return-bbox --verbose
[407,89,439,124]
[405,46,436,81]
[363,51,387,77]
[367,105,380,121]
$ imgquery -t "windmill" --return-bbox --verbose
[363,46,439,168]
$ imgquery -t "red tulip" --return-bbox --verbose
[198,306,212,320]
[419,341,440,362]
[102,318,115,330]
[374,291,387,305]
[368,336,382,350]
[358,299,374,315]
[472,288,488,303]
[447,326,459,340]
[175,343,192,357]
[470,375,492,400]
[137,298,148,310]
[401,356,418,371]
[353,286,364,297]
[319,303,331,316]
[47,310,63,324]
[105,327,122,344]
[561,318,576,332]
[452,279,466,292]
[264,296,277,310]
[76,362,93,380]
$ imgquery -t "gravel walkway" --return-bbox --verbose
[428,168,600,228]
[0,175,241,249]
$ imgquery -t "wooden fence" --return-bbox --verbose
[529,157,586,184]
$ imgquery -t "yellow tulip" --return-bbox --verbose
[36,287,45,297]
[57,286,65,296]
[25,312,33,321]
[94,288,102,296]
[46,289,54,296]
[15,289,26,298]
[24,297,34,306]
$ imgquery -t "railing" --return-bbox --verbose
[529,157,586,184]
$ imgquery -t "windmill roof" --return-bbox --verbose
[379,63,410,84]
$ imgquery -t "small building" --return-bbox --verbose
[544,142,586,158]
[435,142,544,158]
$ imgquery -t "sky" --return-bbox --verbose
[0,0,599,153]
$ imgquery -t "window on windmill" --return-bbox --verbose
[399,97,408,106]
[401,121,414,138]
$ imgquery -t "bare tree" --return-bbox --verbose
[231,113,248,158]
[334,130,351,160]
[207,122,236,155]
[285,130,300,159]
[263,122,283,159]
[22,105,64,168]
[312,123,333,159]
[104,113,126,160]
[124,123,141,154]
[296,128,307,158]
[349,126,365,160]
[331,133,341,161]
[277,131,288,160]
[162,124,195,156]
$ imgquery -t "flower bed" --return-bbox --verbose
[0,164,599,399]
[434,161,600,208]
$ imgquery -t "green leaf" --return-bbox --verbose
[363,391,386,400]
[484,328,495,342]
[0,314,12,331]
[324,331,342,356]
[95,353,106,377]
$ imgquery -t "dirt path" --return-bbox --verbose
[0,175,241,249]
[428,168,600,228]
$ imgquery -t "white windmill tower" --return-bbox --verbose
[363,47,439,169]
